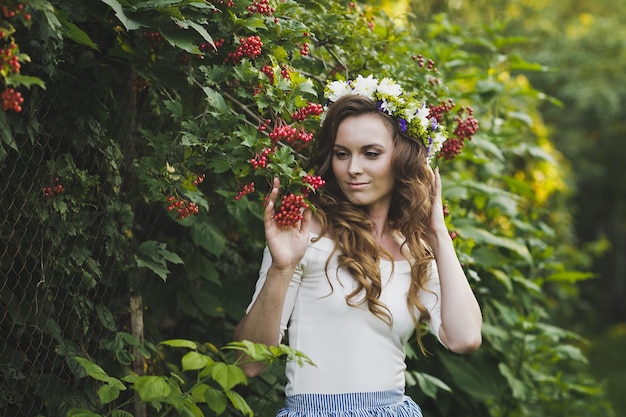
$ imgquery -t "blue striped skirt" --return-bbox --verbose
[276,389,423,417]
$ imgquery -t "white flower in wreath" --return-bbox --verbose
[430,131,447,155]
[327,80,351,102]
[377,78,403,97]
[351,74,378,100]
[379,99,397,115]
[416,104,431,129]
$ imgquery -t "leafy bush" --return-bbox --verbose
[0,0,613,416]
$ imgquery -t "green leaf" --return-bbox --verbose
[95,304,117,331]
[100,0,142,30]
[5,74,46,89]
[160,339,198,349]
[498,363,528,400]
[182,351,213,371]
[204,386,228,414]
[201,87,230,115]
[413,372,452,399]
[134,376,171,402]
[226,389,253,417]
[190,222,226,257]
[438,352,506,401]
[211,362,247,391]
[72,357,113,383]
[456,225,532,263]
[98,383,121,404]
[55,10,98,49]
[545,270,595,283]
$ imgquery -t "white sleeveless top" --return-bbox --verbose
[247,233,443,396]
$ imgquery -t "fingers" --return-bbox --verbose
[264,177,280,224]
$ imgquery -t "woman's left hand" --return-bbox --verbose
[426,166,449,245]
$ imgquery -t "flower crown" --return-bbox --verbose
[323,75,447,160]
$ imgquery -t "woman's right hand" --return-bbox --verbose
[264,177,312,270]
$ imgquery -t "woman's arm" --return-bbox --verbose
[233,178,311,376]
[427,167,482,353]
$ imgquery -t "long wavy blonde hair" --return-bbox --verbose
[309,94,436,351]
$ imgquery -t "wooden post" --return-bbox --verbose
[130,294,147,417]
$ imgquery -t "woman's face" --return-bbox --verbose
[332,113,395,213]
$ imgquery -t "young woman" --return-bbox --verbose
[234,78,482,417]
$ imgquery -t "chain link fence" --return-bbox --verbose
[0,109,164,416]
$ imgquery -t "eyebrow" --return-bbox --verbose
[333,143,387,151]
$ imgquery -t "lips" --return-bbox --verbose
[347,182,369,190]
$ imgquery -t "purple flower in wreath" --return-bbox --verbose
[398,118,408,133]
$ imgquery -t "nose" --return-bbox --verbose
[348,157,363,176]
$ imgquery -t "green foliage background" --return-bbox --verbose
[1,0,621,416]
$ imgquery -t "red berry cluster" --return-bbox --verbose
[199,38,224,52]
[192,173,205,186]
[273,193,309,228]
[439,138,464,160]
[210,0,234,7]
[131,77,151,92]
[300,42,309,56]
[247,0,275,16]
[257,118,272,132]
[453,106,479,141]
[1,42,20,73]
[225,36,263,64]
[280,65,292,79]
[412,54,437,71]
[291,102,323,121]
[301,174,325,196]
[429,99,455,124]
[234,181,255,200]
[42,178,64,198]
[249,147,274,169]
[261,64,274,83]
[1,87,23,112]
[167,196,199,219]
[144,30,165,48]
[1,3,30,20]
[268,124,297,144]
[439,106,479,160]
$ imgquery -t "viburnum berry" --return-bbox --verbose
[234,182,255,200]
[192,173,205,186]
[429,99,455,124]
[449,230,459,240]
[143,30,165,48]
[261,64,274,83]
[453,106,479,141]
[301,174,326,196]
[166,195,199,219]
[249,147,275,169]
[443,204,450,217]
[225,36,263,64]
[291,102,323,121]
[199,38,224,52]
[269,124,297,145]
[1,87,24,112]
[300,42,310,56]
[440,137,465,160]
[280,65,292,79]
[1,43,20,73]
[247,0,275,16]
[273,193,309,228]
[42,178,65,198]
